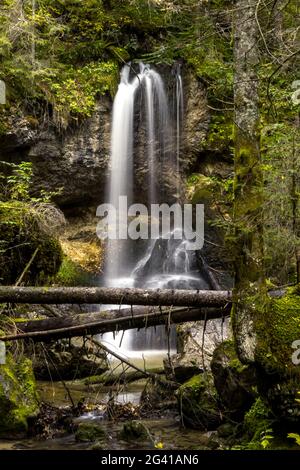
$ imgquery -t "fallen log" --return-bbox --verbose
[83,367,164,387]
[0,305,230,342]
[14,306,200,333]
[0,286,232,306]
[16,306,173,332]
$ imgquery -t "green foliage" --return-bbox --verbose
[0,160,60,202]
[287,433,300,446]
[261,123,300,284]
[242,397,274,449]
[0,0,235,129]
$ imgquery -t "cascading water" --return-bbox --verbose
[101,62,203,357]
[175,63,184,197]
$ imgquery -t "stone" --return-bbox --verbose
[168,318,230,383]
[0,353,39,438]
[182,71,210,171]
[29,98,111,209]
[32,337,108,380]
[176,373,222,430]
[75,421,107,442]
[119,420,148,441]
[211,340,257,420]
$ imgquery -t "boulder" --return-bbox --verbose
[120,420,148,441]
[166,318,230,383]
[176,373,222,430]
[233,288,300,423]
[75,421,107,442]
[211,340,257,420]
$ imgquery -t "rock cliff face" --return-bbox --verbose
[29,98,111,209]
[0,67,209,213]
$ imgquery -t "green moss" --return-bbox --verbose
[75,422,107,442]
[0,352,38,437]
[55,257,94,286]
[204,114,233,154]
[254,289,300,372]
[187,173,222,205]
[177,373,221,430]
[120,421,148,441]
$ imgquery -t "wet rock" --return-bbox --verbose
[29,99,111,209]
[32,337,108,380]
[0,353,39,438]
[75,421,107,442]
[120,420,148,441]
[182,72,210,171]
[211,340,257,420]
[169,318,230,382]
[176,373,222,430]
[0,114,38,156]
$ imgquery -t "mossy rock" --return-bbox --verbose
[75,422,107,442]
[233,287,300,423]
[188,174,217,203]
[177,372,222,430]
[255,288,300,371]
[211,340,257,421]
[253,289,300,422]
[120,420,148,441]
[0,201,62,285]
[0,352,39,438]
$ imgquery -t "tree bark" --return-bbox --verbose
[0,286,232,307]
[232,0,267,362]
[0,306,230,342]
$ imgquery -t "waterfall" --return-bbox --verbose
[101,63,195,356]
[175,64,184,195]
[105,65,139,282]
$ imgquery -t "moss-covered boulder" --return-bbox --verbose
[233,287,300,423]
[0,201,63,285]
[255,288,300,423]
[177,373,222,430]
[75,422,107,442]
[0,352,39,438]
[211,340,257,420]
[120,421,148,441]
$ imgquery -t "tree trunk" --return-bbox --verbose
[232,0,267,362]
[0,286,231,307]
